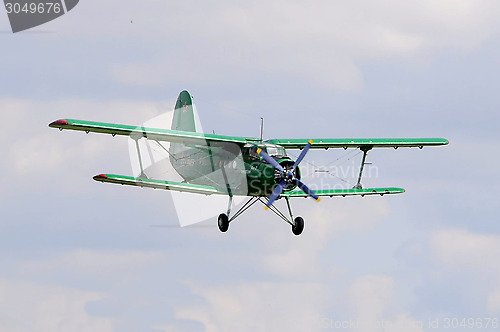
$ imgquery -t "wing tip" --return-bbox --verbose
[49,119,69,128]
[93,174,108,181]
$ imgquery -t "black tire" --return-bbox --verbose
[218,213,229,232]
[292,216,304,236]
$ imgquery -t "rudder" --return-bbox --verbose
[171,90,196,132]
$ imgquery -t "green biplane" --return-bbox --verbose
[49,90,448,235]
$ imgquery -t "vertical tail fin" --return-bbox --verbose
[171,90,196,132]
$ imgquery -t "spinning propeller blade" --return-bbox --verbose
[295,179,320,201]
[257,148,284,172]
[258,141,320,209]
[293,139,313,169]
[265,180,287,209]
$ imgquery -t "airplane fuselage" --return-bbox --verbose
[169,142,299,196]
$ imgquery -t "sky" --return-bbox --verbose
[1,0,499,331]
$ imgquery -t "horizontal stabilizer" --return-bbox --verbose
[93,174,220,195]
[281,187,405,198]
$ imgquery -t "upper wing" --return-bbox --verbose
[49,119,260,145]
[265,138,449,149]
[93,174,222,195]
[281,187,405,198]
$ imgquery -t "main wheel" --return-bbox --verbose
[218,213,229,232]
[292,216,304,236]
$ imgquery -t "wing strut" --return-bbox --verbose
[354,146,372,189]
[132,136,147,179]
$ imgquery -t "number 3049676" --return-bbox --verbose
[5,2,62,14]
[443,317,499,329]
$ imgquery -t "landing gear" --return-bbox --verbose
[218,213,229,232]
[217,196,260,233]
[292,216,304,235]
[216,196,306,236]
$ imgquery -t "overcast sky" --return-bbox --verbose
[1,1,499,331]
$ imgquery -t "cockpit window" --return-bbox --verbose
[245,144,286,159]
[267,146,278,156]
[249,147,259,158]
[266,145,286,157]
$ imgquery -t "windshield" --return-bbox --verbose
[266,145,286,157]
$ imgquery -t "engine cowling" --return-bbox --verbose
[274,159,300,191]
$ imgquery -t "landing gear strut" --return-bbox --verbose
[217,195,305,235]
[217,195,260,234]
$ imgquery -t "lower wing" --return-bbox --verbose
[93,174,221,195]
[281,187,405,198]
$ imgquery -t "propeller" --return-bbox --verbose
[257,140,320,209]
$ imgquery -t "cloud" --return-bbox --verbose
[430,228,500,275]
[166,198,417,332]
[348,275,424,332]
[487,288,500,313]
[0,1,498,331]
[17,249,165,278]
[6,249,173,330]
[94,0,500,90]
[4,0,500,101]
[174,281,325,332]
[175,273,424,332]
[0,279,113,332]
[348,275,396,326]
[0,98,172,196]
[259,197,392,280]
[430,228,500,313]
